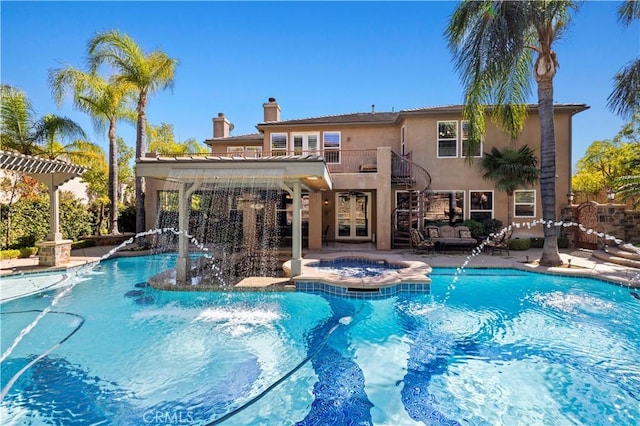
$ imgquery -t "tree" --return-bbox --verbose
[147,122,208,155]
[88,30,178,236]
[572,114,640,205]
[49,67,136,234]
[447,0,578,266]
[607,0,640,119]
[117,137,135,204]
[1,85,90,160]
[481,145,539,225]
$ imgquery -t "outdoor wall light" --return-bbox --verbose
[324,198,329,206]
[607,188,615,202]
[567,191,574,205]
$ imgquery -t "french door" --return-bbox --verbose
[292,133,319,155]
[336,191,371,240]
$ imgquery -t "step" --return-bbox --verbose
[591,250,640,269]
[618,244,640,259]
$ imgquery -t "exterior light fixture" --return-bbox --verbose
[606,188,615,203]
[567,191,574,205]
[324,198,329,206]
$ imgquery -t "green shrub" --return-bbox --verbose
[0,191,95,249]
[482,218,503,235]
[462,219,484,237]
[529,237,544,248]
[0,249,20,260]
[71,239,97,250]
[509,238,531,251]
[118,205,136,233]
[18,247,38,258]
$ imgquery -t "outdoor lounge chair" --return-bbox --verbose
[410,229,434,254]
[486,228,512,255]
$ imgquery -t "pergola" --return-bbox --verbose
[0,150,86,266]
[136,154,332,282]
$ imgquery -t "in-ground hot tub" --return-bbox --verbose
[284,252,432,299]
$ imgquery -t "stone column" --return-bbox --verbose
[36,180,71,266]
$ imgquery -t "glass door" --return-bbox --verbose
[336,191,371,240]
[292,133,319,155]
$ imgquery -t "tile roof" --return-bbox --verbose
[204,133,263,144]
[258,112,400,126]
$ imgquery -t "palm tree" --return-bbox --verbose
[481,145,539,225]
[87,30,178,236]
[447,0,578,266]
[607,0,640,120]
[49,67,136,234]
[1,85,88,159]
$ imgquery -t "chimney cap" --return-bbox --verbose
[217,112,224,117]
[268,97,276,103]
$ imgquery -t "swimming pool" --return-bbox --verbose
[1,254,639,425]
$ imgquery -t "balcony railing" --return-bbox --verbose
[234,149,379,174]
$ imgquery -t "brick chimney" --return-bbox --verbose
[212,112,233,138]
[263,97,281,122]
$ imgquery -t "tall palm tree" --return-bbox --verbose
[49,67,137,234]
[87,30,178,236]
[447,0,578,266]
[607,0,640,120]
[481,145,539,225]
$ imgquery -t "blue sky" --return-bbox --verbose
[2,1,638,169]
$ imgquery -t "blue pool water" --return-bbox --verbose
[1,254,639,425]
[312,258,403,278]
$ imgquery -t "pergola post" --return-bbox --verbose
[290,180,302,276]
[176,180,203,285]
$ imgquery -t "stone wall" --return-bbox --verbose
[561,203,639,247]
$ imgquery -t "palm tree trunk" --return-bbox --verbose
[108,119,120,235]
[135,93,147,238]
[537,79,563,266]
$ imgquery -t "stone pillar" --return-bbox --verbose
[47,183,63,241]
[36,240,72,266]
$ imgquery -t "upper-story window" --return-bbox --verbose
[244,146,263,158]
[460,120,482,157]
[514,190,536,217]
[292,133,319,155]
[227,146,244,155]
[271,133,287,155]
[437,121,458,158]
[323,131,341,163]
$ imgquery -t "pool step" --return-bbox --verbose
[591,245,640,269]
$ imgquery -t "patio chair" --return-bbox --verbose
[486,228,512,255]
[410,229,434,254]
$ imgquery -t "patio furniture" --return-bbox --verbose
[426,225,478,252]
[410,229,435,254]
[486,228,513,255]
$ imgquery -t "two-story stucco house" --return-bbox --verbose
[136,98,587,278]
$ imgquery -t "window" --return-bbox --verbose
[271,133,287,155]
[437,121,457,157]
[244,146,263,158]
[292,133,319,155]
[401,126,406,156]
[470,191,493,221]
[460,120,482,157]
[424,191,465,224]
[226,146,244,155]
[514,190,536,217]
[323,131,341,163]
